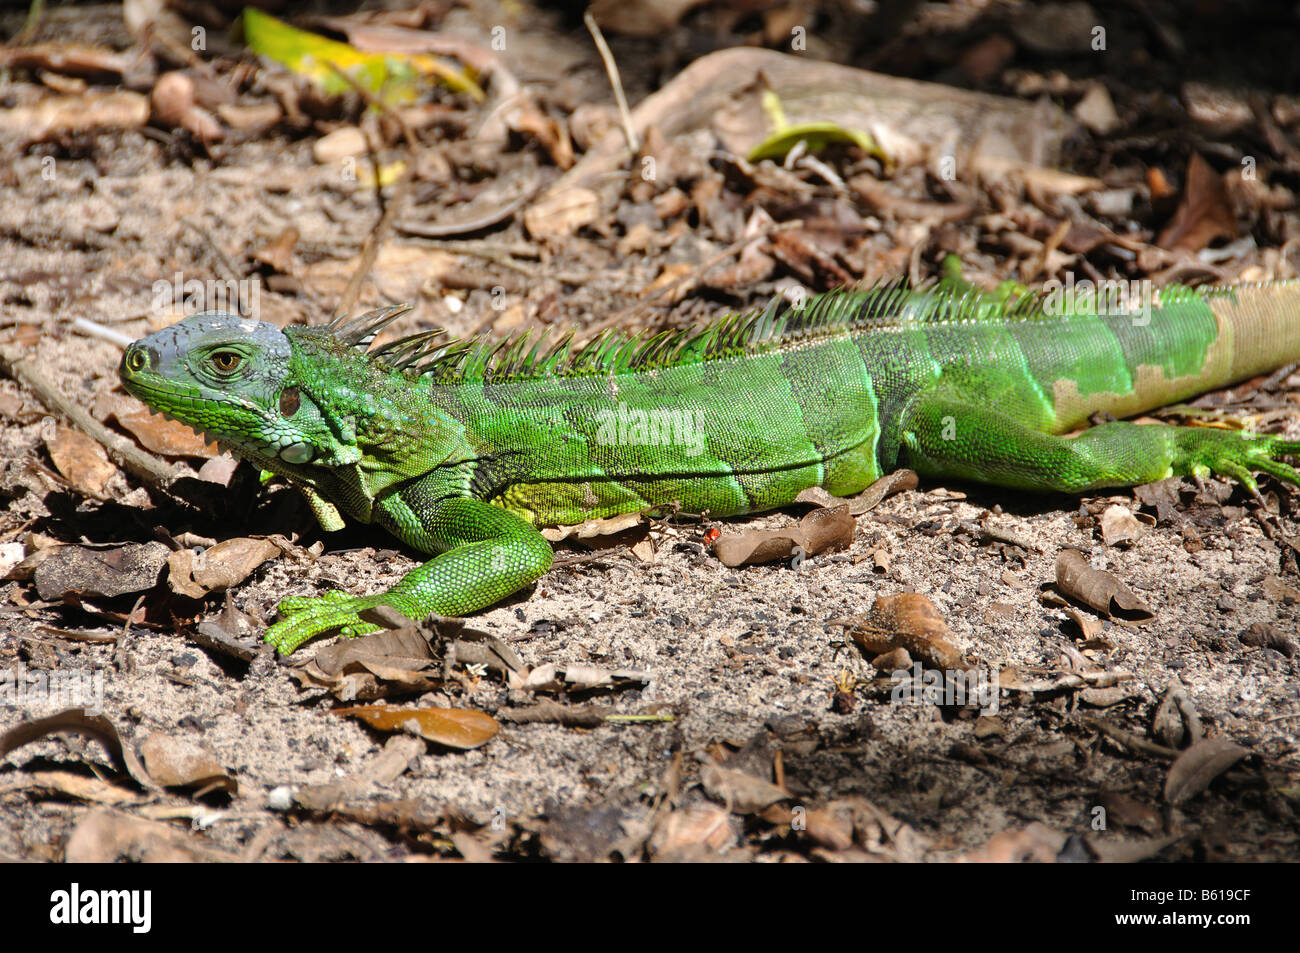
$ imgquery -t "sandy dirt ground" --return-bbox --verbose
[1,1,1297,862]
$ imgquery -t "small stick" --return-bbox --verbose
[0,352,177,491]
[1082,716,1179,761]
[72,317,134,348]
[584,12,638,154]
[396,174,542,239]
[324,61,419,323]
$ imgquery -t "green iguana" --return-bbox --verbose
[118,269,1300,654]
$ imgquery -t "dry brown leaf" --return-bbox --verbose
[1261,575,1300,605]
[0,708,160,791]
[959,822,1068,863]
[310,626,435,679]
[215,101,282,133]
[166,537,282,599]
[0,43,136,81]
[517,662,650,693]
[302,243,457,303]
[542,510,646,543]
[151,71,224,141]
[295,627,439,700]
[648,802,737,858]
[852,592,962,670]
[34,541,170,600]
[1157,152,1239,251]
[795,469,917,516]
[1164,738,1248,805]
[1063,605,1106,639]
[1054,549,1154,623]
[1153,689,1188,749]
[138,733,235,793]
[589,0,708,36]
[508,102,574,169]
[713,503,855,567]
[1237,621,1297,657]
[1073,81,1121,134]
[253,226,300,273]
[1099,504,1150,547]
[335,704,499,750]
[196,454,239,486]
[523,186,599,240]
[801,802,856,852]
[0,90,148,140]
[0,769,142,806]
[1097,789,1163,835]
[699,764,788,814]
[1078,686,1133,708]
[46,425,117,499]
[96,393,218,459]
[782,796,929,861]
[313,125,368,163]
[64,809,235,862]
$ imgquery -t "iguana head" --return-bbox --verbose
[120,311,352,472]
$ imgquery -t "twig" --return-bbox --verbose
[189,624,258,663]
[499,700,611,727]
[72,317,134,349]
[323,62,418,323]
[331,164,412,324]
[402,239,543,267]
[395,175,542,239]
[583,12,638,154]
[0,352,178,492]
[1082,716,1179,761]
[15,0,45,45]
[324,61,421,152]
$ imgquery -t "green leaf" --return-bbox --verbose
[242,7,483,104]
[748,120,886,164]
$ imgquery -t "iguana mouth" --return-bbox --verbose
[119,377,279,459]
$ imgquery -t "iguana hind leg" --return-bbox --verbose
[899,392,1300,494]
[265,495,553,655]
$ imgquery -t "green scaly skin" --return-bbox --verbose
[118,271,1300,654]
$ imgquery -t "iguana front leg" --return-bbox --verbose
[899,392,1300,493]
[265,493,553,655]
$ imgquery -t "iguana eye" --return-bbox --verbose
[210,351,243,373]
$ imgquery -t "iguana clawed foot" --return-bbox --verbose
[1175,429,1300,496]
[265,590,394,655]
